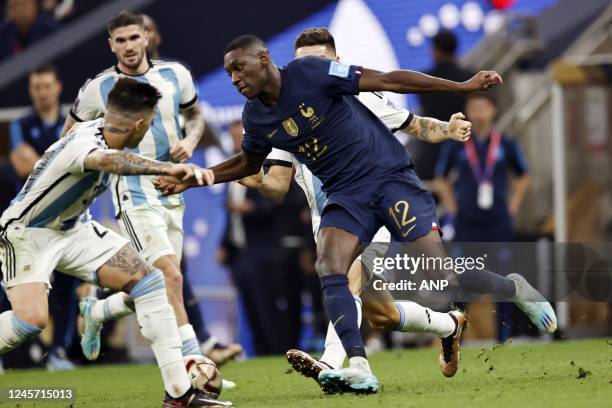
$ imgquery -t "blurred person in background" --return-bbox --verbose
[0,0,59,62]
[1,65,79,371]
[142,13,161,60]
[221,120,294,355]
[414,30,474,183]
[435,92,531,341]
[40,0,74,21]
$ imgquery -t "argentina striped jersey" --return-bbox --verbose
[0,119,110,231]
[69,60,198,215]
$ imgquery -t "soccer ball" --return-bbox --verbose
[184,355,223,399]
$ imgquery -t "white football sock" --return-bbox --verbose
[89,292,134,323]
[130,271,190,398]
[0,311,42,354]
[319,295,362,369]
[394,301,455,338]
[349,356,372,374]
[178,324,202,357]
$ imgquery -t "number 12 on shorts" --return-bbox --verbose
[389,200,416,237]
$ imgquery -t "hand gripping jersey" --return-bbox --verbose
[70,60,198,215]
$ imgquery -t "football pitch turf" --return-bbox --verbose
[1,338,610,407]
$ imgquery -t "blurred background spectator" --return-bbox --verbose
[0,0,59,62]
[40,0,74,21]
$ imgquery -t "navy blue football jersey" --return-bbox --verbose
[241,56,413,194]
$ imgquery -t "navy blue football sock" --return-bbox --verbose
[320,274,366,359]
[183,274,211,343]
[457,268,516,299]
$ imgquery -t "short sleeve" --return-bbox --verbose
[505,138,528,176]
[240,117,272,157]
[9,119,25,150]
[435,141,457,178]
[62,133,106,173]
[175,64,198,109]
[357,92,412,132]
[265,148,294,167]
[70,79,104,123]
[296,56,361,96]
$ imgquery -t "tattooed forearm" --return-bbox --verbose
[84,150,173,175]
[407,116,449,143]
[182,104,205,145]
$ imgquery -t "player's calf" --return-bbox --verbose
[0,311,42,354]
[365,308,398,331]
[0,282,48,353]
[130,270,192,397]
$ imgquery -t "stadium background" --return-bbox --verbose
[0,0,610,365]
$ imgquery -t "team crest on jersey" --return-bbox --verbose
[300,103,324,129]
[282,118,299,137]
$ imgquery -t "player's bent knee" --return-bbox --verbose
[14,309,48,330]
[315,254,346,277]
[163,268,183,293]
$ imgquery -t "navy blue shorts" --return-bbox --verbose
[319,169,438,243]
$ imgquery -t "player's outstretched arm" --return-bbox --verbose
[404,112,471,144]
[154,150,265,196]
[84,149,210,184]
[239,165,292,199]
[210,150,266,184]
[359,68,502,94]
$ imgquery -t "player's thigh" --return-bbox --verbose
[1,227,61,291]
[118,205,177,265]
[6,282,49,328]
[380,179,439,243]
[316,225,361,276]
[56,221,130,287]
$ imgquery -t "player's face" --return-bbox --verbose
[224,49,269,99]
[466,97,496,130]
[29,72,62,112]
[294,45,338,61]
[109,25,148,69]
[126,109,155,148]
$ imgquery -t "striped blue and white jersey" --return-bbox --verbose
[69,60,198,213]
[0,119,110,231]
[266,92,412,238]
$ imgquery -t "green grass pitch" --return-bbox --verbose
[1,339,610,407]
